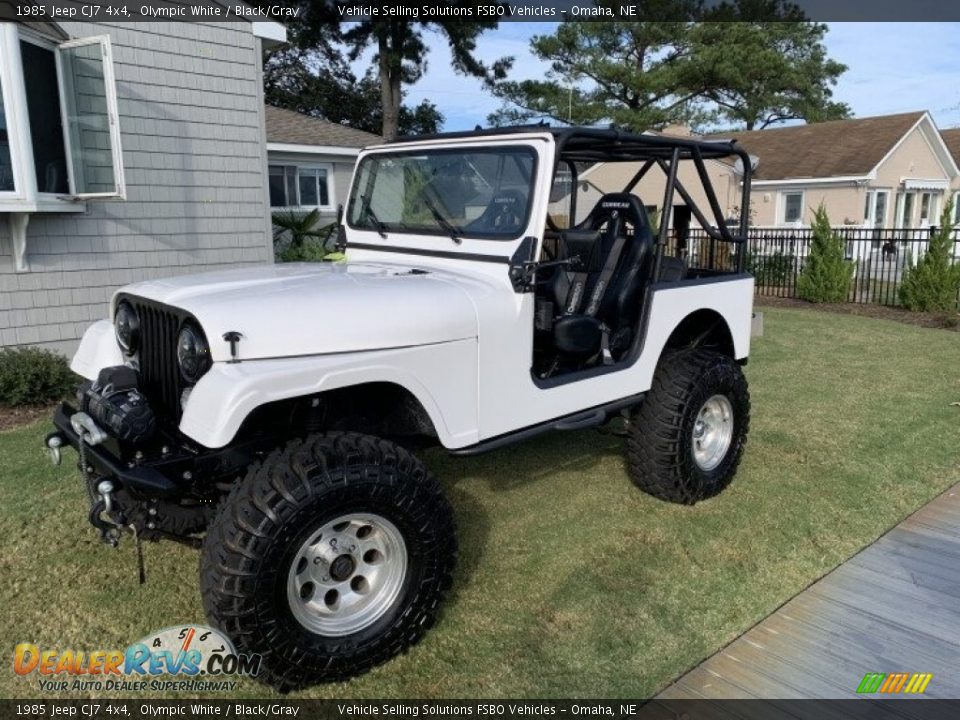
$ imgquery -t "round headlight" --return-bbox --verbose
[114,301,139,354]
[177,323,211,383]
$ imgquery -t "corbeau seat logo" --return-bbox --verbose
[13,625,260,693]
[857,672,932,694]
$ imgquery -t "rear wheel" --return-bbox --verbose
[627,349,750,504]
[200,432,456,690]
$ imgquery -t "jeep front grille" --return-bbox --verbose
[132,301,183,420]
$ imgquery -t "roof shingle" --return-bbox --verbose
[941,127,960,168]
[707,112,926,181]
[265,105,381,148]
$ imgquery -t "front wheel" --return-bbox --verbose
[627,349,750,504]
[200,432,456,690]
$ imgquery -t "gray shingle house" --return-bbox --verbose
[1,19,285,355]
[265,105,380,221]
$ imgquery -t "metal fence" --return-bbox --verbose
[684,226,960,308]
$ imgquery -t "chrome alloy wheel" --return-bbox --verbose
[287,513,407,637]
[691,394,734,471]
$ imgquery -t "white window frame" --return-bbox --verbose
[896,191,916,228]
[779,190,804,226]
[863,189,889,228]
[269,162,335,212]
[55,35,125,200]
[953,191,960,226]
[0,26,125,212]
[0,24,32,205]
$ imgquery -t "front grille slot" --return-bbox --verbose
[133,301,182,420]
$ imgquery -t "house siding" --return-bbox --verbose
[1,21,273,355]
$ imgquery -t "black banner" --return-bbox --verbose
[4,0,960,22]
[5,700,960,720]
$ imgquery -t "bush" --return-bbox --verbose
[899,199,960,313]
[747,250,795,286]
[796,205,854,303]
[0,347,77,406]
[272,209,337,262]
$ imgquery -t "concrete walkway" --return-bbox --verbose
[656,484,960,700]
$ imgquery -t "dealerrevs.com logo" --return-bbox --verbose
[14,625,261,693]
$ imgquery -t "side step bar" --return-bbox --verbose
[449,393,644,457]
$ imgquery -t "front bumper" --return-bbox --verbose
[50,403,177,497]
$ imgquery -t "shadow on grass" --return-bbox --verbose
[429,427,626,606]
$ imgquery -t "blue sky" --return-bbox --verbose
[355,22,960,132]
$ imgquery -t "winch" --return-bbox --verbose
[77,366,156,445]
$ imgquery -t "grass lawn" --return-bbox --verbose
[1,306,958,700]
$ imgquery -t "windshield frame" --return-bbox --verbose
[345,144,540,242]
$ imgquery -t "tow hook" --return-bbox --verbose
[45,433,64,466]
[90,479,122,547]
[71,412,108,446]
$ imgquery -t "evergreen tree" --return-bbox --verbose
[487,2,848,132]
[899,199,960,313]
[796,205,854,303]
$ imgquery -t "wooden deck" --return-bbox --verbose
[656,484,960,700]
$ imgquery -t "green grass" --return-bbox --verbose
[1,306,958,699]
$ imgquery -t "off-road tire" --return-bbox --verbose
[200,432,456,690]
[627,349,749,504]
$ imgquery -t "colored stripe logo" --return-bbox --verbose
[857,672,932,694]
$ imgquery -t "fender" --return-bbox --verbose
[71,319,124,380]
[69,320,480,450]
[179,339,479,449]
[642,275,754,366]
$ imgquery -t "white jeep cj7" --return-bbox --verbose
[49,126,755,689]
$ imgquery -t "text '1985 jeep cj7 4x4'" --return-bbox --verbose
[49,126,755,690]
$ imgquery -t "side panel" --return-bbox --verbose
[473,276,754,440]
[179,339,480,449]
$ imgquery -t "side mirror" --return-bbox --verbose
[336,204,343,224]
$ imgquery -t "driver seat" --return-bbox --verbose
[550,193,656,362]
[464,189,526,234]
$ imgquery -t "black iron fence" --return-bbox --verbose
[683,226,960,308]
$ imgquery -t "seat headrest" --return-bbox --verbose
[581,193,649,231]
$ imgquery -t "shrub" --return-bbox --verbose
[0,347,77,406]
[899,199,960,313]
[747,250,795,286]
[272,209,336,262]
[796,205,854,303]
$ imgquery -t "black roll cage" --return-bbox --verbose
[390,125,754,273]
[552,128,753,274]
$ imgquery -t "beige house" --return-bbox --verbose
[581,112,960,232]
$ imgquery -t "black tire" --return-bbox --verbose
[627,349,750,504]
[200,432,456,690]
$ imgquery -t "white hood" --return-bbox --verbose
[116,262,480,363]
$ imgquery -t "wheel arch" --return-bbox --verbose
[234,381,442,444]
[178,341,480,450]
[661,308,737,360]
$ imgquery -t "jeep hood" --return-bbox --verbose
[117,262,480,362]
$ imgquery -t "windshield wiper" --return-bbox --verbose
[360,195,388,238]
[422,195,462,245]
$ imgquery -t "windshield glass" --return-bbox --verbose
[347,146,537,240]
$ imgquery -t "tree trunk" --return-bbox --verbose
[378,23,403,141]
